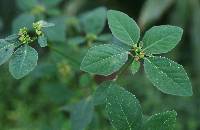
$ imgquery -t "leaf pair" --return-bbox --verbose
[93,81,177,130]
[68,7,112,46]
[81,10,193,96]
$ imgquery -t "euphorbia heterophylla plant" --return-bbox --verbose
[81,10,193,130]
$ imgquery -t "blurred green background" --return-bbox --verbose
[0,0,200,130]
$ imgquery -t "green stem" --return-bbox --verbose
[115,56,134,81]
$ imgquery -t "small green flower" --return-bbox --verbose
[33,22,43,36]
[18,27,33,44]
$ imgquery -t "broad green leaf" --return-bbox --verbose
[106,82,142,130]
[38,35,47,47]
[0,39,15,65]
[107,10,140,46]
[144,56,193,96]
[142,25,183,54]
[12,13,35,33]
[131,60,140,75]
[143,110,177,130]
[80,44,129,76]
[43,17,66,42]
[139,0,174,29]
[70,97,94,130]
[9,45,38,79]
[16,0,38,11]
[80,7,107,34]
[93,81,112,105]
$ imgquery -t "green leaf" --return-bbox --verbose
[143,110,177,130]
[107,10,140,46]
[0,39,15,65]
[12,13,35,33]
[80,7,107,34]
[106,82,142,130]
[16,0,38,11]
[93,81,112,105]
[131,60,140,75]
[9,45,38,79]
[144,56,193,96]
[43,17,66,42]
[80,44,129,76]
[38,35,47,47]
[70,97,94,130]
[142,25,183,54]
[139,0,174,29]
[37,20,55,28]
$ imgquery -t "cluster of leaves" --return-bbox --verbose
[78,10,193,130]
[0,20,54,79]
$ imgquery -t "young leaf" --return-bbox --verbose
[9,45,38,79]
[0,39,15,65]
[143,110,177,130]
[80,44,128,76]
[80,7,107,35]
[107,10,140,46]
[70,97,94,130]
[12,13,35,33]
[37,20,55,28]
[38,35,48,47]
[131,60,140,75]
[144,56,193,96]
[106,82,142,130]
[142,25,183,54]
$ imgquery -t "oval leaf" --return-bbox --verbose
[80,44,129,76]
[0,39,15,65]
[38,35,48,47]
[107,10,140,46]
[142,25,183,54]
[106,82,142,130]
[143,110,177,130]
[144,56,193,96]
[80,7,107,34]
[9,45,38,79]
[70,97,94,130]
[131,60,140,75]
[12,13,35,33]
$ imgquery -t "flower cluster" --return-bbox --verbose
[33,22,43,36]
[18,27,33,44]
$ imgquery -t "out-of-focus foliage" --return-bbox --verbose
[0,0,200,130]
